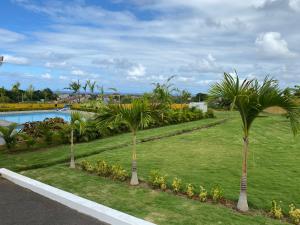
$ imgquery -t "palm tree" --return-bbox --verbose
[82,81,88,96]
[69,112,85,168]
[96,99,153,185]
[97,85,105,102]
[209,73,300,212]
[12,82,21,102]
[65,80,81,103]
[26,84,34,101]
[87,80,97,96]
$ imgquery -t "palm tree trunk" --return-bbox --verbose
[130,131,139,185]
[70,129,75,168]
[237,136,249,211]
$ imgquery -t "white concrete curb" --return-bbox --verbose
[0,168,156,225]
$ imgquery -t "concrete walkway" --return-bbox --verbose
[0,178,108,225]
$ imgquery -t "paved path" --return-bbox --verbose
[0,178,109,225]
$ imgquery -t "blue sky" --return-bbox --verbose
[0,0,300,93]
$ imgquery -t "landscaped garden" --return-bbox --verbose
[1,74,300,224]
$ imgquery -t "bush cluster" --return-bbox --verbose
[80,160,129,182]
[270,200,300,224]
[148,170,223,203]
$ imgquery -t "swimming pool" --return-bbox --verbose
[0,111,71,124]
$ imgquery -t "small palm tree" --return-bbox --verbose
[87,80,97,96]
[210,73,300,212]
[0,123,18,150]
[26,84,34,101]
[96,99,153,185]
[12,82,21,102]
[65,80,81,103]
[69,112,85,168]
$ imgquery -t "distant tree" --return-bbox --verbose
[82,81,88,96]
[11,82,21,102]
[26,84,35,101]
[87,80,97,96]
[97,85,105,102]
[65,80,81,103]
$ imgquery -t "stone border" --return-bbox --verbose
[0,168,156,225]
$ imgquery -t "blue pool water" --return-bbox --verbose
[0,111,71,124]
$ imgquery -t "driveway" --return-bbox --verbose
[0,178,109,225]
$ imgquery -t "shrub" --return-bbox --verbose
[159,175,168,191]
[20,133,36,149]
[186,184,195,198]
[0,123,18,150]
[205,109,215,118]
[211,185,223,203]
[149,170,162,188]
[270,200,283,219]
[199,186,208,202]
[148,170,167,190]
[289,204,300,224]
[80,160,94,172]
[95,160,111,177]
[172,177,182,193]
[111,165,129,181]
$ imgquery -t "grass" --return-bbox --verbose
[22,165,287,225]
[78,113,300,212]
[2,111,298,224]
[0,116,224,171]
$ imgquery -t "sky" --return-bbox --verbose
[0,0,300,94]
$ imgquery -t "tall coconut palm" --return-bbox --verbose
[96,99,153,185]
[209,73,300,212]
[69,112,85,168]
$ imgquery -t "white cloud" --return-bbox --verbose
[127,64,146,80]
[45,61,67,68]
[41,73,52,79]
[59,75,68,80]
[3,55,29,65]
[255,32,296,57]
[71,69,86,76]
[0,28,25,43]
[289,0,300,11]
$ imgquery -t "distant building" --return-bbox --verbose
[189,102,208,113]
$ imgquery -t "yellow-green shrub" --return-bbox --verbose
[186,184,195,198]
[172,177,182,193]
[148,170,168,191]
[289,204,300,224]
[199,186,208,202]
[111,165,129,181]
[270,200,283,219]
[95,160,112,177]
[211,185,223,203]
[80,160,94,172]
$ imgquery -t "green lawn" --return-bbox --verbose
[22,165,286,225]
[0,116,224,171]
[1,111,298,224]
[78,113,300,212]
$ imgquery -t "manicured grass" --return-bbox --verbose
[79,113,300,212]
[22,165,286,225]
[0,116,224,171]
